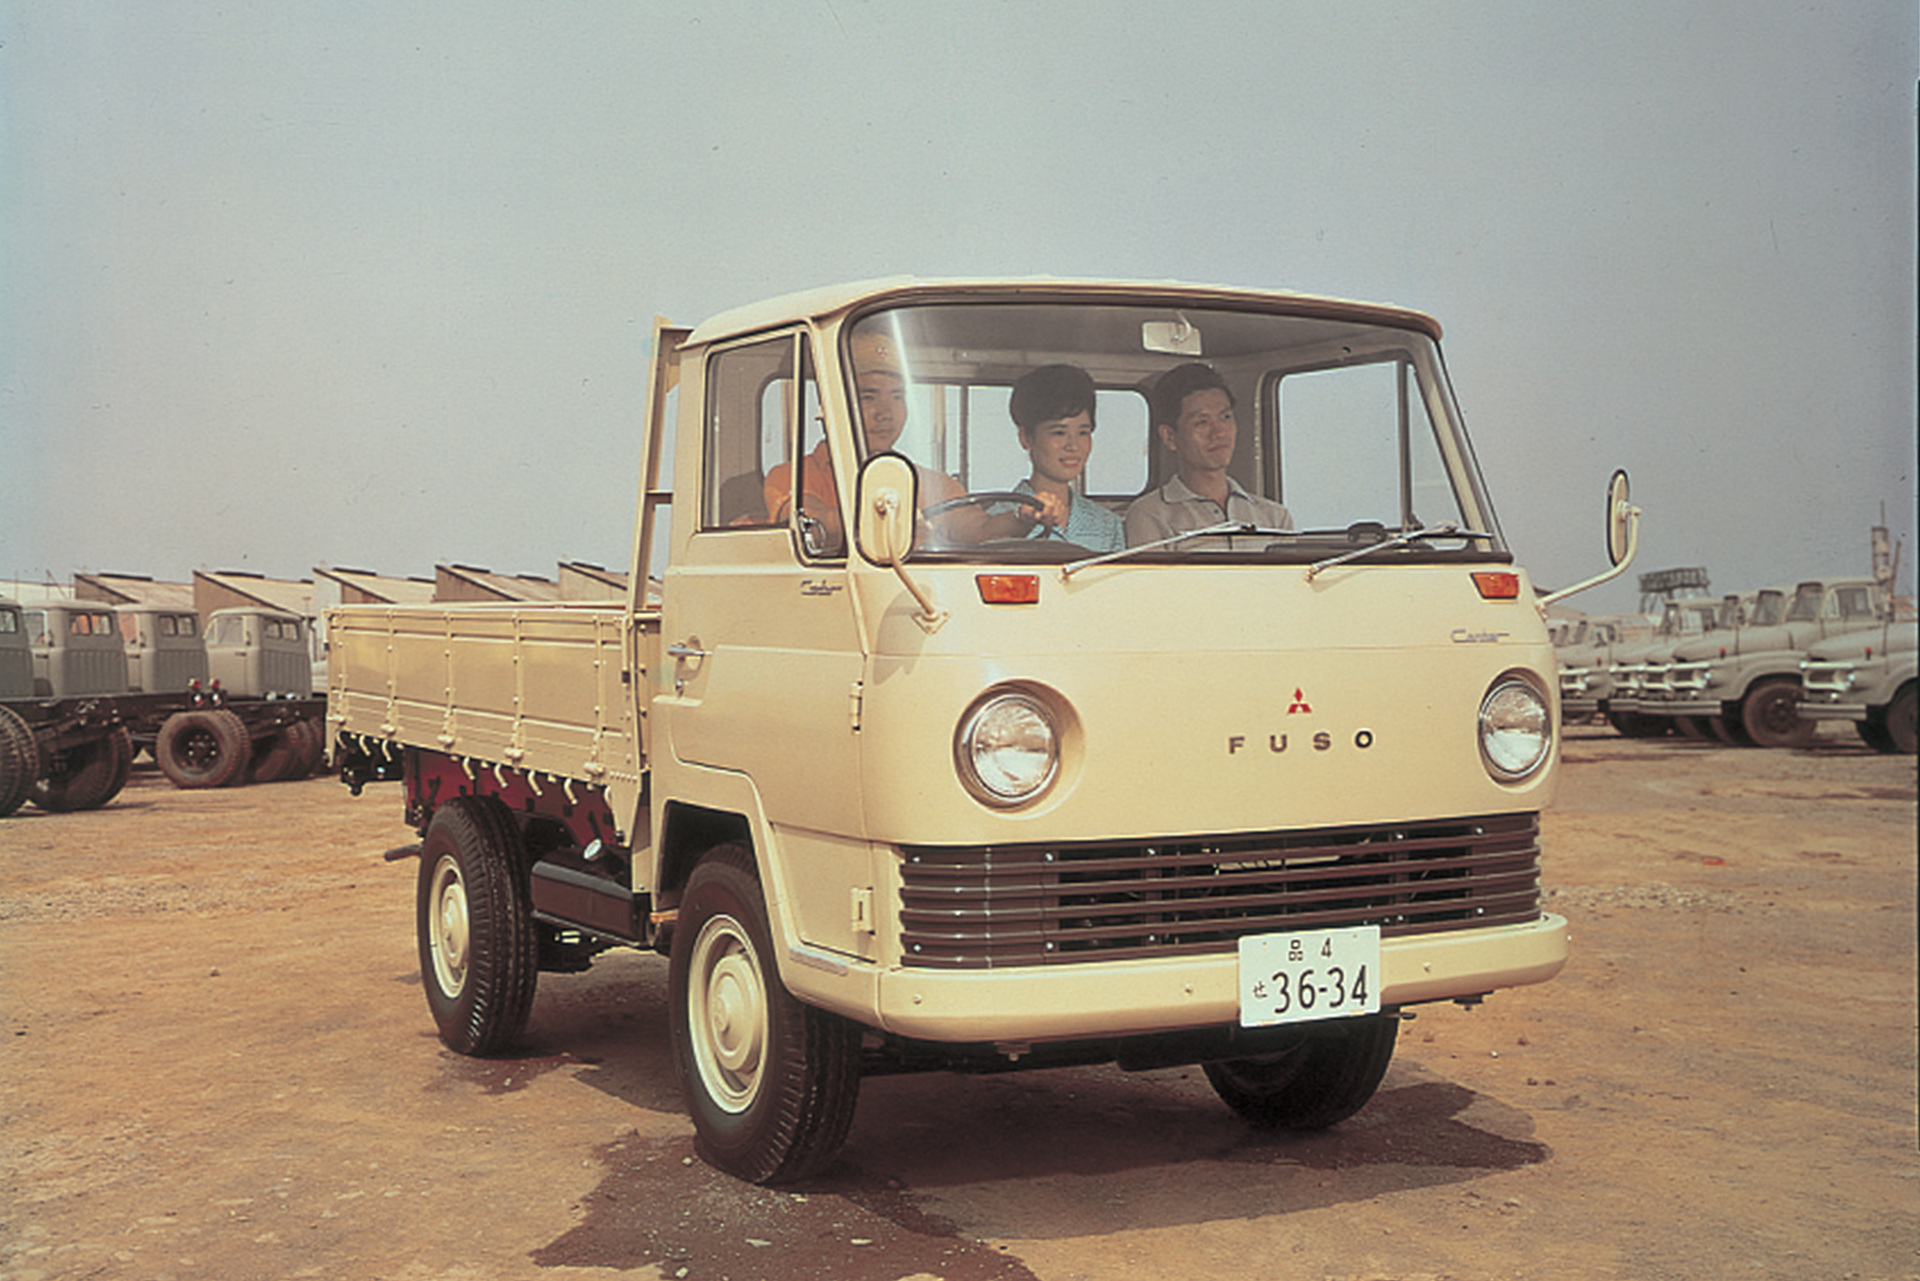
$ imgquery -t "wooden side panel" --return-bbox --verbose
[326,602,652,791]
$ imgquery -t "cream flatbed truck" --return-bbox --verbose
[327,278,1639,1184]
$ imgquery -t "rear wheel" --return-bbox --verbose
[31,726,133,813]
[1204,1012,1400,1129]
[1740,678,1816,749]
[417,796,539,1055]
[156,709,251,788]
[1673,715,1711,741]
[669,843,861,1184]
[247,725,302,783]
[0,707,44,818]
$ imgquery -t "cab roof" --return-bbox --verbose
[684,277,1443,347]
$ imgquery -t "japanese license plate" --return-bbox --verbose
[1238,926,1382,1027]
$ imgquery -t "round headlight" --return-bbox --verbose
[956,691,1059,806]
[1479,674,1551,782]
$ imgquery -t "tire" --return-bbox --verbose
[1740,677,1817,749]
[31,726,133,813]
[669,843,862,1185]
[287,718,326,778]
[1607,711,1669,739]
[0,707,44,819]
[1710,713,1751,747]
[1203,1012,1400,1129]
[417,796,539,1056]
[246,725,302,783]
[1882,683,1917,755]
[155,709,251,789]
[1673,715,1711,741]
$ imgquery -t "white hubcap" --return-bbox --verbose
[690,915,766,1113]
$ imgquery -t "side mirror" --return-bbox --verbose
[1538,469,1641,608]
[1605,469,1634,567]
[854,452,948,633]
[855,452,920,565]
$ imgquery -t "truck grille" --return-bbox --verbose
[898,812,1543,969]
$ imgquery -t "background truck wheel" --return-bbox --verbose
[246,726,302,783]
[156,710,252,788]
[417,796,539,1056]
[1672,715,1712,741]
[1203,1012,1400,1130]
[31,726,134,813]
[1607,711,1669,738]
[668,843,861,1185]
[288,718,326,777]
[0,707,45,818]
[1881,683,1917,755]
[1739,678,1817,749]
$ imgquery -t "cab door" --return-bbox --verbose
[659,330,867,841]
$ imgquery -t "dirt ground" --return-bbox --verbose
[2,726,1914,1281]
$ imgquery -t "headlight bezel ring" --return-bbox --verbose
[1478,670,1553,784]
[953,686,1064,808]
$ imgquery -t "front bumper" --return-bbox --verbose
[869,913,1569,1043]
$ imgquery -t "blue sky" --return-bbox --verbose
[3,1,1913,613]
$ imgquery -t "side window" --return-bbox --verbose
[0,610,16,634]
[703,336,795,530]
[214,616,244,646]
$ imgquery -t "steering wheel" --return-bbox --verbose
[922,491,1047,520]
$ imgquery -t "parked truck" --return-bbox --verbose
[1654,577,1888,747]
[328,278,1638,1183]
[1798,614,1918,754]
[0,599,325,815]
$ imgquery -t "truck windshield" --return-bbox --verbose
[843,300,1506,566]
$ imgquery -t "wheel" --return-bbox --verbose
[1709,714,1750,746]
[31,726,133,813]
[920,490,1046,521]
[417,796,539,1055]
[155,709,252,788]
[1203,1012,1400,1129]
[246,725,302,783]
[1856,716,1896,753]
[0,707,44,818]
[1740,678,1816,749]
[1881,683,1917,755]
[1607,711,1669,738]
[1673,715,1711,741]
[669,843,861,1184]
[288,718,326,777]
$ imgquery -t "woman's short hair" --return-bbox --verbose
[1010,364,1097,432]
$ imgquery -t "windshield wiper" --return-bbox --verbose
[1304,522,1492,580]
[1061,521,1296,579]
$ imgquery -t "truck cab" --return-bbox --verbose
[0,599,30,701]
[23,602,130,698]
[116,606,210,695]
[207,608,313,698]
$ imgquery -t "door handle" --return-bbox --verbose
[667,640,709,660]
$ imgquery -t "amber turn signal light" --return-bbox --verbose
[1471,572,1521,600]
[976,574,1040,605]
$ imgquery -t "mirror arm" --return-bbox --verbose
[1538,503,1641,608]
[873,490,949,634]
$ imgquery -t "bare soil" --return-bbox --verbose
[2,728,1915,1281]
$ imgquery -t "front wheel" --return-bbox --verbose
[1881,683,1917,755]
[155,709,251,788]
[416,796,539,1055]
[669,844,861,1184]
[1204,1012,1400,1129]
[1740,678,1816,749]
